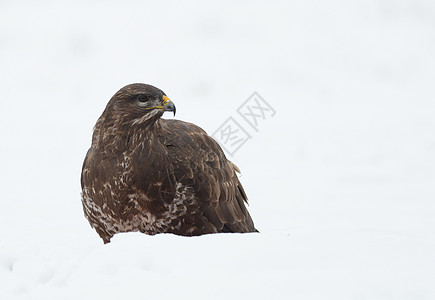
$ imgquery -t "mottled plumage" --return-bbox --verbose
[81,83,257,243]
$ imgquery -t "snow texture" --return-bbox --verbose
[0,1,434,299]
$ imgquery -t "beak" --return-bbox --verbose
[162,95,176,116]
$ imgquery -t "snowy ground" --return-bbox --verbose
[1,1,434,299]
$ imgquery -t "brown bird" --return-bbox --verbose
[81,83,257,243]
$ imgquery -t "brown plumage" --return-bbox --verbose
[81,83,257,243]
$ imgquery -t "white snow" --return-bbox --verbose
[1,1,434,299]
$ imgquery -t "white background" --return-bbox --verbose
[1,1,434,299]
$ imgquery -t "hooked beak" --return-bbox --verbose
[162,95,176,116]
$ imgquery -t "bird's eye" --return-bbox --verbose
[136,95,148,103]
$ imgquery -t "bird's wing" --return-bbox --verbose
[160,119,257,233]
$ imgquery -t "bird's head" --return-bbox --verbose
[103,83,176,127]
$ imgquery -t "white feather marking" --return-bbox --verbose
[81,182,198,237]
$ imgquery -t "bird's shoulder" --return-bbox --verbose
[159,119,208,140]
[158,119,226,166]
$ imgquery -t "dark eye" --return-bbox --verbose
[136,95,148,103]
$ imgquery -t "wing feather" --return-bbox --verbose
[160,119,257,233]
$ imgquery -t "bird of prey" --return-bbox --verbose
[81,83,257,243]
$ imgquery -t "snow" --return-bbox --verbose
[1,0,434,299]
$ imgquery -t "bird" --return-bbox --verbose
[81,83,257,243]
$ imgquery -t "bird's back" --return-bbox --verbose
[158,119,257,234]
